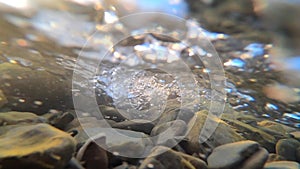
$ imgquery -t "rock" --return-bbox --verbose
[297,147,300,163]
[151,120,187,137]
[139,158,165,169]
[258,120,296,134]
[0,62,72,114]
[276,138,300,162]
[207,140,260,169]
[264,161,300,169]
[66,117,115,144]
[0,89,7,108]
[52,112,75,130]
[82,128,153,158]
[99,105,126,122]
[0,123,76,169]
[185,111,245,154]
[76,133,108,169]
[267,153,285,162]
[150,120,187,149]
[222,116,277,152]
[0,111,46,126]
[153,99,181,125]
[176,151,207,169]
[291,131,300,141]
[112,120,154,134]
[239,147,269,169]
[139,146,207,169]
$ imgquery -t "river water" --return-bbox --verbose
[0,0,299,129]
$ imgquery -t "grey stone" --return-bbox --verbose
[207,140,259,169]
[139,146,183,169]
[139,146,207,169]
[276,138,300,161]
[99,105,126,122]
[76,133,108,169]
[264,161,300,169]
[240,147,269,169]
[222,116,277,152]
[185,111,245,154]
[297,147,300,163]
[151,120,187,137]
[112,120,154,134]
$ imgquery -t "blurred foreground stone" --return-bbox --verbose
[0,123,76,169]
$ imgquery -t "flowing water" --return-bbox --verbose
[0,0,299,130]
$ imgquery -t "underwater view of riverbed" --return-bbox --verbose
[0,0,299,169]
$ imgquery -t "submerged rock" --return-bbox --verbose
[76,133,108,169]
[264,161,300,169]
[184,110,245,154]
[0,89,7,108]
[139,146,207,169]
[207,140,268,169]
[0,123,76,169]
[222,116,277,152]
[0,62,72,114]
[276,138,300,162]
[0,111,46,126]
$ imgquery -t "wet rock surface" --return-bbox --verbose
[0,123,76,169]
[207,140,267,169]
[264,161,300,169]
[0,111,46,125]
[185,111,245,154]
[139,146,207,169]
[0,62,72,114]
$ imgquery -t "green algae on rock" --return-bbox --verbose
[0,123,76,169]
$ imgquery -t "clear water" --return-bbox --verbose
[0,0,299,128]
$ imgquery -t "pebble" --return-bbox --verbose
[267,153,285,162]
[222,116,277,152]
[76,133,108,169]
[276,138,300,161]
[112,120,154,134]
[99,105,126,122]
[185,111,245,154]
[0,111,46,126]
[0,89,7,108]
[0,123,76,169]
[139,146,207,169]
[239,147,269,169]
[207,140,260,169]
[291,131,300,141]
[151,120,187,137]
[264,161,300,169]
